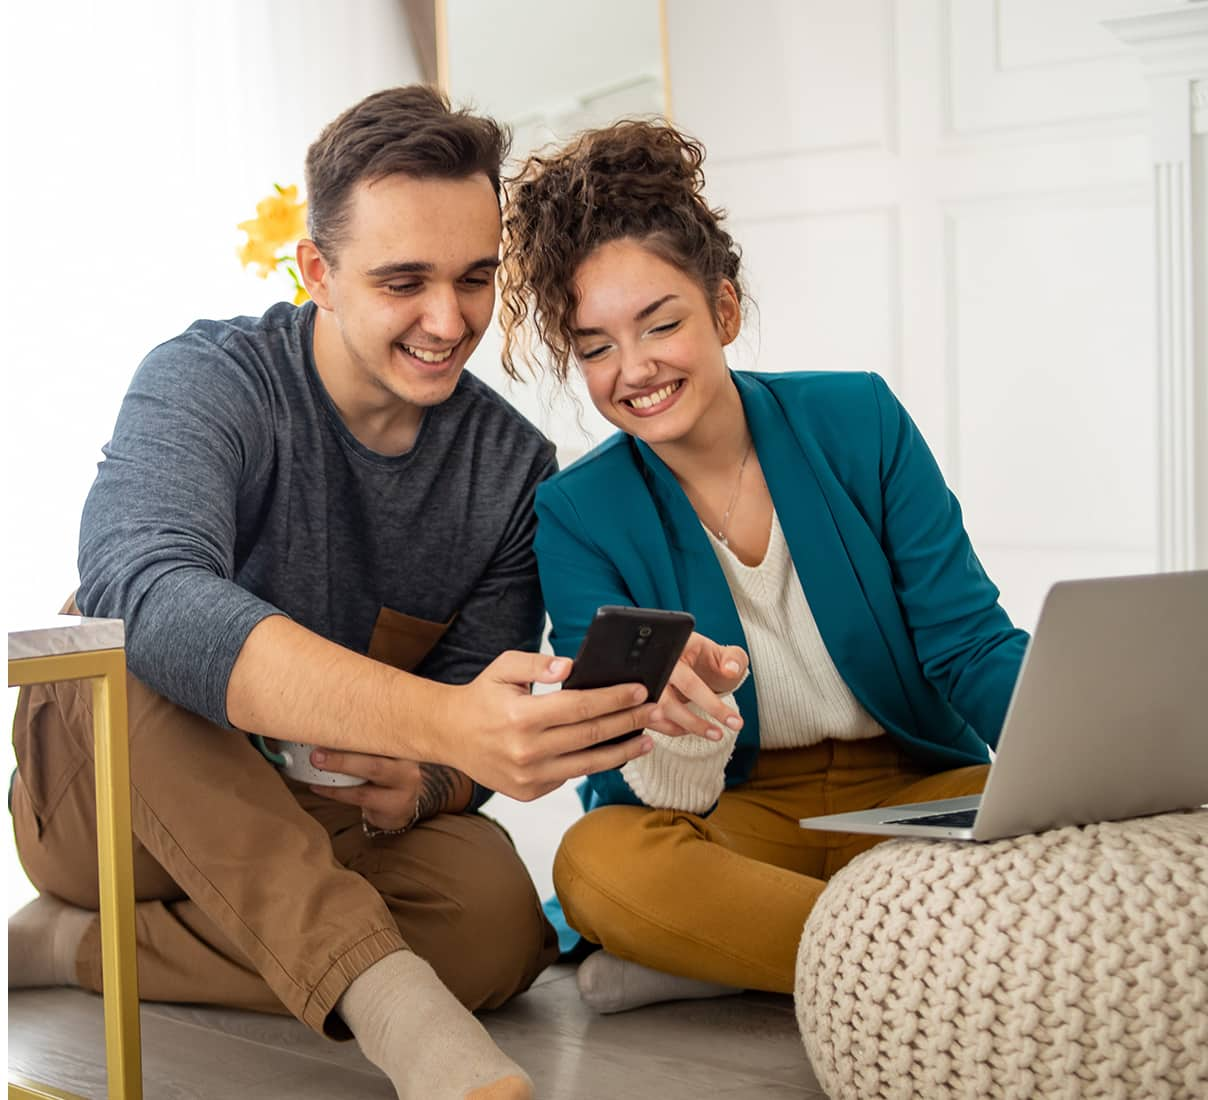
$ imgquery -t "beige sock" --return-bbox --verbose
[576,950,744,1014]
[8,894,94,988]
[338,951,532,1100]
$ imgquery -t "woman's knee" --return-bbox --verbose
[553,804,687,940]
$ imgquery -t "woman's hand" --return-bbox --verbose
[646,632,748,741]
[306,749,473,832]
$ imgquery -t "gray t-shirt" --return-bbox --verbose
[77,302,556,735]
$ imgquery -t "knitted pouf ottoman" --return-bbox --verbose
[795,811,1208,1100]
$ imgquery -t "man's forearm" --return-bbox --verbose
[228,615,660,804]
[226,614,450,763]
[417,764,474,816]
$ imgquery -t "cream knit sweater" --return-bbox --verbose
[620,510,883,812]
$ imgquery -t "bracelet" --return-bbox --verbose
[361,804,421,839]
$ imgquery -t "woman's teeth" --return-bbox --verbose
[401,343,454,364]
[626,381,680,409]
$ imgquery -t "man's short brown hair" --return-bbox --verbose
[304,85,510,264]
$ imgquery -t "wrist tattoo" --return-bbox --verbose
[416,763,463,820]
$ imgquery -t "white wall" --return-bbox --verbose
[665,0,1193,631]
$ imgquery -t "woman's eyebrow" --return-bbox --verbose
[572,294,680,337]
[634,294,678,321]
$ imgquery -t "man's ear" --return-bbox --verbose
[715,278,742,347]
[296,239,333,309]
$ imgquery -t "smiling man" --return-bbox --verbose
[7,87,660,1100]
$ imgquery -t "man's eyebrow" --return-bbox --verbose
[364,257,500,279]
[571,294,679,338]
[365,261,432,278]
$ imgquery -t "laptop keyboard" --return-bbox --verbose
[883,809,978,828]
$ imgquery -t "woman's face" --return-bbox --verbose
[570,238,741,447]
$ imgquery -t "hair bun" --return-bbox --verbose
[499,119,742,385]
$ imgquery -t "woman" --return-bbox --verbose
[499,121,1028,1014]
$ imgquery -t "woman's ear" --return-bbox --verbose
[715,279,742,346]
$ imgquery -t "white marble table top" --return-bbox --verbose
[9,617,125,661]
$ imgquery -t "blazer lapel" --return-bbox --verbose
[734,374,917,736]
[633,437,749,657]
[632,437,760,762]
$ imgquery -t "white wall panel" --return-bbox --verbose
[947,0,1151,134]
[950,199,1156,552]
[727,211,898,382]
[997,0,1137,69]
[662,0,1166,625]
[669,0,894,158]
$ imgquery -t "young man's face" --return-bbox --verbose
[304,172,501,421]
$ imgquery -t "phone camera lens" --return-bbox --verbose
[638,626,652,638]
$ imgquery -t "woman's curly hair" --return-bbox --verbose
[499,120,743,383]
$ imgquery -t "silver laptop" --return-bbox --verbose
[798,570,1208,841]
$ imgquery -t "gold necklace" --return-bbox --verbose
[715,439,753,547]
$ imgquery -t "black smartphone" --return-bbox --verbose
[562,606,696,725]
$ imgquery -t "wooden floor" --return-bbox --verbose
[8,965,826,1099]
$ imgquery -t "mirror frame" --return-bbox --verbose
[433,0,674,121]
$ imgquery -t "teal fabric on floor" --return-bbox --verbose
[543,895,581,956]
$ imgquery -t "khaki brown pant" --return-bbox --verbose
[12,663,559,1037]
[554,737,988,993]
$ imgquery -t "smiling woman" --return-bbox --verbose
[496,119,1030,1015]
[569,240,742,456]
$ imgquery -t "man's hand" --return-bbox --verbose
[429,652,661,803]
[645,631,748,741]
[306,750,471,831]
[228,618,662,805]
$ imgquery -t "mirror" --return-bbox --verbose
[436,0,672,460]
[440,0,669,162]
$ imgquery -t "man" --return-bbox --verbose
[8,86,658,1100]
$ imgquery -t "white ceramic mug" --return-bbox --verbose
[251,736,366,787]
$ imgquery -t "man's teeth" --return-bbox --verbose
[627,381,679,410]
[401,343,454,364]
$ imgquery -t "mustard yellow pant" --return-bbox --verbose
[553,737,988,993]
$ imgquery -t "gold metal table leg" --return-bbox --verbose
[9,649,143,1099]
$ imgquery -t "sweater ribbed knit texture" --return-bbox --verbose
[709,511,883,750]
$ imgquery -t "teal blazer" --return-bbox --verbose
[535,370,1029,812]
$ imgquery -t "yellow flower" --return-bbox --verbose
[236,234,282,279]
[239,184,308,251]
[238,183,310,304]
